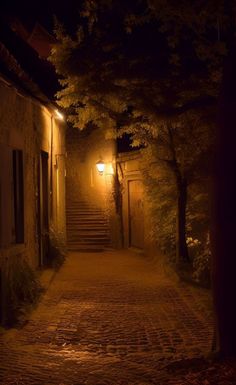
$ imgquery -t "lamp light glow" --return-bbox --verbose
[55,109,64,120]
[96,159,105,175]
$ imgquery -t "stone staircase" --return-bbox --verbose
[66,200,111,251]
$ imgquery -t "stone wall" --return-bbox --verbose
[0,75,66,323]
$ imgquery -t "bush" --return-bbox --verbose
[192,233,211,287]
[48,228,66,270]
[6,259,43,326]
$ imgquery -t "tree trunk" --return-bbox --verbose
[176,177,189,264]
[211,47,236,357]
[166,124,189,265]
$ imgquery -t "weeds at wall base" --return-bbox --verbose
[47,229,66,271]
[4,259,44,327]
[176,260,211,289]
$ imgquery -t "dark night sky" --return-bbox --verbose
[0,0,82,32]
[0,1,85,97]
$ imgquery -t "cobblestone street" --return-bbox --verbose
[0,250,215,384]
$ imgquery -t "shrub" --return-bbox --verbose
[48,228,66,270]
[6,258,43,326]
[192,232,211,287]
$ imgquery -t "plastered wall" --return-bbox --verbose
[0,76,66,319]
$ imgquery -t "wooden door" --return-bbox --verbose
[128,180,144,248]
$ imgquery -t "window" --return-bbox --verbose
[12,150,24,243]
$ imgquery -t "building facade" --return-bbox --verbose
[0,74,66,324]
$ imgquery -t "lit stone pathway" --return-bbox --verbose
[0,250,214,384]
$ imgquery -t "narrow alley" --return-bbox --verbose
[0,250,214,385]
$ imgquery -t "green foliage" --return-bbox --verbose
[49,0,236,134]
[48,228,66,270]
[139,110,213,269]
[186,184,210,242]
[186,179,211,286]
[142,145,177,260]
[5,259,43,326]
[192,232,211,287]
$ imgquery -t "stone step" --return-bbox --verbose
[67,208,107,212]
[67,237,110,242]
[68,239,110,244]
[67,219,108,222]
[67,244,111,250]
[66,212,108,216]
[66,201,92,204]
[67,225,109,230]
[67,231,110,238]
[67,217,108,222]
[67,233,109,238]
[67,235,109,240]
[66,206,100,208]
[67,221,109,231]
[66,206,104,210]
[67,229,109,234]
[67,222,109,226]
[67,239,110,246]
[67,214,105,218]
[67,245,105,252]
[66,201,111,250]
[67,235,110,240]
[67,217,108,221]
[67,212,107,216]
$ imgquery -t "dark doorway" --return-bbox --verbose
[38,151,49,266]
[12,149,24,243]
[0,269,2,324]
[128,179,144,249]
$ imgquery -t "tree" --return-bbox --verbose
[50,0,223,127]
[121,108,214,264]
[50,0,216,262]
[50,0,236,356]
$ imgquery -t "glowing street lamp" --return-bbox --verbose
[96,159,105,175]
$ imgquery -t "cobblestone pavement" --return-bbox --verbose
[0,250,215,385]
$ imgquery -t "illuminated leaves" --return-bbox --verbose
[50,0,236,136]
